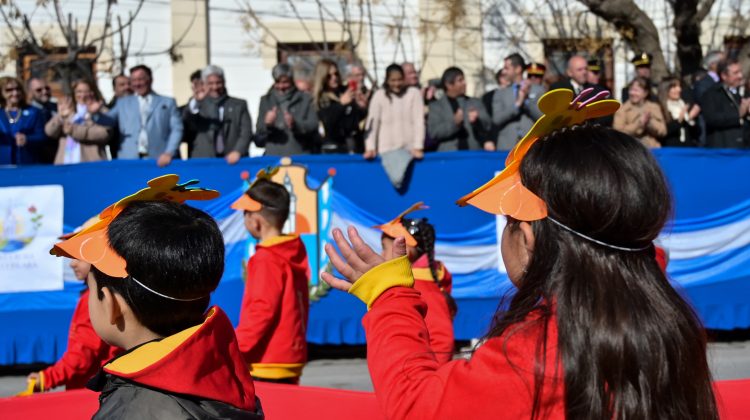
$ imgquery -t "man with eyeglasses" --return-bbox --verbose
[27,77,58,163]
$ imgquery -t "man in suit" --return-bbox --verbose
[26,77,58,163]
[490,53,544,150]
[183,65,252,164]
[693,51,725,102]
[550,55,589,95]
[427,67,491,151]
[699,58,750,148]
[98,65,183,167]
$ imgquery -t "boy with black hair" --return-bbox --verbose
[50,175,262,419]
[232,176,311,384]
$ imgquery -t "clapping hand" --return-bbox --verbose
[321,227,407,292]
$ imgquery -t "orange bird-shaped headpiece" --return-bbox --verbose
[50,174,220,278]
[375,202,428,247]
[231,166,280,212]
[457,88,620,220]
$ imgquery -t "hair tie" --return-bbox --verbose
[546,217,650,252]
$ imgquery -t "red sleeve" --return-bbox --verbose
[41,292,110,390]
[363,287,559,419]
[419,288,455,364]
[235,251,285,359]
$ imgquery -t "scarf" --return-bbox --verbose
[63,104,88,164]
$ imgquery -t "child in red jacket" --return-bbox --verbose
[322,91,717,419]
[378,203,455,364]
[25,256,119,393]
[49,175,262,419]
[232,176,310,384]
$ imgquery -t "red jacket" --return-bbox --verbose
[236,235,310,379]
[411,255,454,364]
[91,306,260,417]
[354,257,564,419]
[40,289,120,391]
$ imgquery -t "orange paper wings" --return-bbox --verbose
[375,202,428,247]
[457,88,620,220]
[51,174,220,278]
[230,166,280,212]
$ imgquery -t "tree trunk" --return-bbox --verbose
[670,0,715,77]
[578,0,668,81]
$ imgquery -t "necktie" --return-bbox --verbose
[215,105,225,155]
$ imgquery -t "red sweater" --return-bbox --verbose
[352,257,565,420]
[236,235,310,379]
[40,289,119,391]
[411,255,454,364]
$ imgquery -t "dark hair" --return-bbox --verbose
[505,53,526,70]
[112,74,128,88]
[190,69,202,82]
[129,64,153,80]
[383,63,405,100]
[717,58,739,78]
[627,77,650,100]
[657,77,682,123]
[247,179,290,230]
[441,67,464,88]
[93,201,224,337]
[486,125,717,419]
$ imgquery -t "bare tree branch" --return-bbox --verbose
[80,0,95,46]
[87,0,144,46]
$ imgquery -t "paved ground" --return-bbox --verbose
[1,340,748,398]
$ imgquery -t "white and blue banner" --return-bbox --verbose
[0,150,748,364]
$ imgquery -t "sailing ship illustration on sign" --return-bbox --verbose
[239,157,335,302]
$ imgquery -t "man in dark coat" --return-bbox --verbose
[699,58,750,148]
[183,65,253,164]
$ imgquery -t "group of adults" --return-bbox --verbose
[2,50,748,166]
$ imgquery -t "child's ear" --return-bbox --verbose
[100,286,125,326]
[518,221,536,257]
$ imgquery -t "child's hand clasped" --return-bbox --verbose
[321,226,406,292]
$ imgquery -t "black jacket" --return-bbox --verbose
[89,373,264,420]
[699,83,745,148]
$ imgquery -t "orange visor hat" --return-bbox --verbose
[50,174,220,278]
[457,88,620,220]
[375,202,428,247]
[230,166,280,212]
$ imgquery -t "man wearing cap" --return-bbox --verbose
[621,52,655,102]
[526,63,546,86]
[183,65,253,164]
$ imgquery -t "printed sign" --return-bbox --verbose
[0,185,64,293]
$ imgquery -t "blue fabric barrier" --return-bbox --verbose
[0,149,749,365]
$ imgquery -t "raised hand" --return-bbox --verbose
[321,226,406,292]
[264,106,277,125]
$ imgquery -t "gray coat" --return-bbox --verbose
[427,95,491,151]
[491,84,545,150]
[256,89,318,156]
[183,95,253,158]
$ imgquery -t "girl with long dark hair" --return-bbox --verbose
[377,203,455,364]
[321,91,717,419]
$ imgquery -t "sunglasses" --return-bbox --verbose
[3,87,20,93]
[34,87,51,93]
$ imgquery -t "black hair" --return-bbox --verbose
[717,58,739,78]
[190,69,202,82]
[247,179,290,230]
[441,66,464,89]
[487,125,717,419]
[93,201,224,337]
[129,64,153,80]
[504,53,526,70]
[111,74,127,88]
[383,63,405,101]
[401,218,439,284]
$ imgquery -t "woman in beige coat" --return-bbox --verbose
[614,77,667,148]
[45,79,111,164]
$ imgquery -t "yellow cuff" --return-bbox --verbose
[349,255,414,309]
